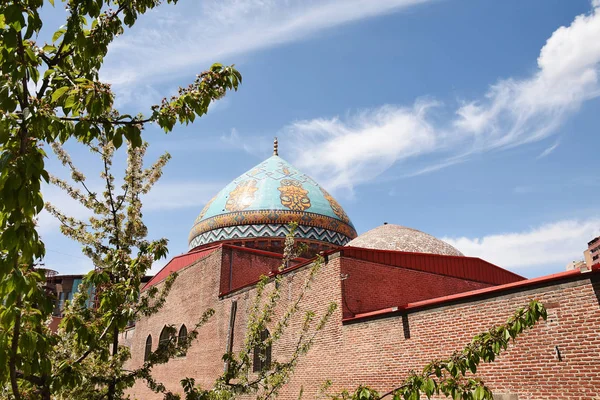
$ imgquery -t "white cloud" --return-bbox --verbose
[536,140,560,159]
[143,182,224,210]
[221,128,272,158]
[279,5,600,191]
[443,218,600,270]
[286,101,447,190]
[454,5,600,150]
[39,180,223,239]
[101,0,432,89]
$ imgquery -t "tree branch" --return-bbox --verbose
[59,116,152,125]
[71,316,115,366]
[115,185,129,211]
[9,295,23,400]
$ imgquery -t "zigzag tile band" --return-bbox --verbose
[189,224,352,250]
[188,209,357,245]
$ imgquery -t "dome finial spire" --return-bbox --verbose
[273,137,279,156]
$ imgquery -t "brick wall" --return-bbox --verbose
[332,275,600,400]
[129,248,228,399]
[128,250,600,400]
[128,246,341,399]
[219,247,284,295]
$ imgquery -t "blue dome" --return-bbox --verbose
[188,155,357,250]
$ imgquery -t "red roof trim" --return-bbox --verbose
[142,244,222,290]
[348,307,400,320]
[342,265,600,323]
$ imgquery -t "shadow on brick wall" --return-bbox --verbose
[592,275,600,307]
[401,314,410,339]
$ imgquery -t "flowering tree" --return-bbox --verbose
[0,0,240,398]
[45,136,179,399]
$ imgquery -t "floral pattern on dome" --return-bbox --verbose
[319,186,349,223]
[195,195,217,223]
[278,179,311,211]
[189,155,356,250]
[225,180,258,212]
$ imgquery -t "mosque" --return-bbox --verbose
[126,140,600,400]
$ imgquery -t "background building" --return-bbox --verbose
[584,236,600,267]
[565,260,586,271]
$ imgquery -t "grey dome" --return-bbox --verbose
[346,224,463,256]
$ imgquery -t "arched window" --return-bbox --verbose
[159,326,174,348]
[252,329,271,372]
[178,325,188,345]
[177,325,188,357]
[144,335,152,362]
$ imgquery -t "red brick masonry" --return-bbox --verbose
[129,246,600,400]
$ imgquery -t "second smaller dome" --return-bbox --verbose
[346,224,463,256]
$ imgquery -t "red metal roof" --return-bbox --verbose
[343,264,600,323]
[341,246,524,285]
[143,245,220,290]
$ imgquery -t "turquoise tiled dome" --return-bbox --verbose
[188,154,357,250]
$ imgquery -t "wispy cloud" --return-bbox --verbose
[536,140,560,159]
[220,129,272,158]
[143,182,224,211]
[281,3,600,191]
[454,3,600,150]
[443,218,600,270]
[39,180,223,240]
[102,0,433,90]
[285,101,447,190]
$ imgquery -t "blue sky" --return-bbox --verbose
[39,0,600,278]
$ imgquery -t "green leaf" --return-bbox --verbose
[51,86,70,102]
[25,47,37,63]
[64,93,77,109]
[424,378,435,397]
[113,133,123,149]
[474,386,485,400]
[52,28,66,43]
[29,67,40,84]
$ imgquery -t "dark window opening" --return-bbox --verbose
[144,335,152,362]
[177,325,188,356]
[252,329,271,372]
[159,326,174,348]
